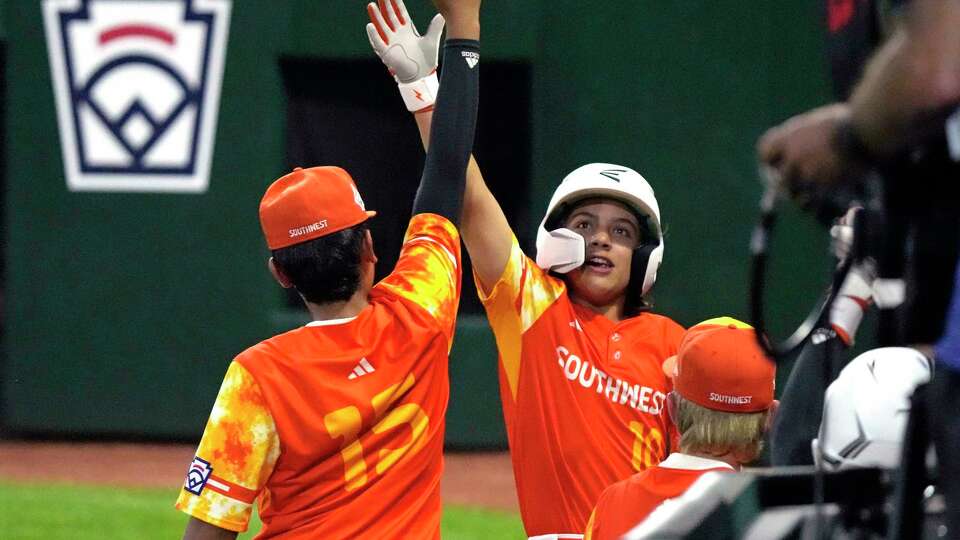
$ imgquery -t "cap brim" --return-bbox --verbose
[662,355,678,379]
[365,210,377,218]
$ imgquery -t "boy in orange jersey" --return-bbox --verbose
[584,317,778,540]
[175,1,481,538]
[367,2,683,536]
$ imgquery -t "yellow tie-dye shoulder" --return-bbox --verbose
[175,361,280,532]
[473,234,566,399]
[377,213,462,344]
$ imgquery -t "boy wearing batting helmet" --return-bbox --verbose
[367,2,683,537]
[584,318,778,540]
[175,1,481,538]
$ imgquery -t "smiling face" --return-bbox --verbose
[561,198,642,311]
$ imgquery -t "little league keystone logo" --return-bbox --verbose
[184,455,212,495]
[43,0,231,193]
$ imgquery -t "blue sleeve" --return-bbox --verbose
[935,260,960,372]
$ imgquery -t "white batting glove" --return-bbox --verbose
[829,206,860,262]
[830,258,876,345]
[828,207,876,344]
[366,0,445,113]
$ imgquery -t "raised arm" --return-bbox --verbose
[367,0,512,292]
[368,0,481,228]
[416,114,513,291]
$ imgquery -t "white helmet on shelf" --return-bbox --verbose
[813,347,933,471]
[534,163,663,296]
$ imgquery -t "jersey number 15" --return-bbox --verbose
[323,374,430,491]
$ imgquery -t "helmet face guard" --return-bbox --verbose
[535,163,664,297]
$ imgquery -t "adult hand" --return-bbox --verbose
[757,103,858,205]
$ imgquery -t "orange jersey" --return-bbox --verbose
[584,453,734,540]
[175,213,461,539]
[477,235,685,537]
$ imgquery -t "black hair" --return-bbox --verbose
[623,276,653,316]
[271,223,369,305]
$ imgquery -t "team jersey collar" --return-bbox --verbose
[571,302,650,334]
[658,452,735,471]
[571,303,617,332]
[306,316,358,327]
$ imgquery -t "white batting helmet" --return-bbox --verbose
[813,347,933,471]
[535,163,664,296]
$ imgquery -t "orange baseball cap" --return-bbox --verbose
[662,317,775,413]
[259,166,376,250]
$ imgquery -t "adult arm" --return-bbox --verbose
[848,0,960,157]
[182,518,238,540]
[757,0,960,193]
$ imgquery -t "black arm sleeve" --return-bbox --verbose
[770,327,852,466]
[410,39,480,226]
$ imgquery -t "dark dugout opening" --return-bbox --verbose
[280,56,533,316]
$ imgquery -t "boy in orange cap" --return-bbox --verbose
[175,1,482,538]
[584,317,778,540]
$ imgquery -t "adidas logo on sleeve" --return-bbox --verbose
[462,51,479,69]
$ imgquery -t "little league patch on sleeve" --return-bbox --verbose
[184,456,213,495]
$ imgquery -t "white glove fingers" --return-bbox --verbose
[393,0,411,27]
[367,2,392,42]
[362,0,441,103]
[841,206,861,226]
[829,224,846,241]
[830,224,853,260]
[366,22,388,55]
[382,0,403,32]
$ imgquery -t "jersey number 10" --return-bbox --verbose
[629,421,665,472]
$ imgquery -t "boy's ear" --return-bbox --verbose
[361,230,378,264]
[764,399,781,433]
[666,391,680,426]
[268,257,294,288]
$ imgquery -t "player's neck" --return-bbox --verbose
[570,295,627,323]
[305,288,371,322]
[684,450,742,471]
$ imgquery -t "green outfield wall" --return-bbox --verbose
[2,1,834,446]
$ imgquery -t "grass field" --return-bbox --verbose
[0,481,525,539]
